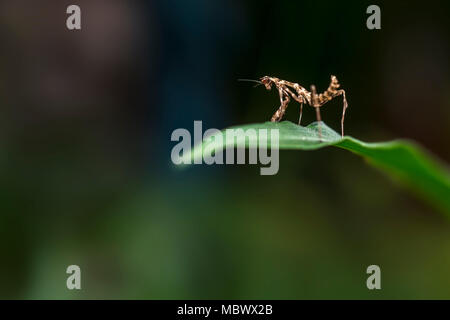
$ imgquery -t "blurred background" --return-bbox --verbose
[0,0,450,299]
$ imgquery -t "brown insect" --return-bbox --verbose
[240,75,348,137]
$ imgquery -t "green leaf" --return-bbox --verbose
[177,121,450,215]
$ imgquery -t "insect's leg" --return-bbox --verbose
[315,106,322,139]
[310,85,322,140]
[270,87,290,122]
[338,89,348,137]
[283,87,304,126]
[279,91,290,120]
[298,102,303,126]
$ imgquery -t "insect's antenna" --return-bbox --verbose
[238,78,262,84]
[238,78,263,87]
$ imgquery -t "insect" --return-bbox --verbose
[240,75,348,137]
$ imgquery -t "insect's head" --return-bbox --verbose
[260,76,274,90]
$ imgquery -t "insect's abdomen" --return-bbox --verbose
[318,75,340,103]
